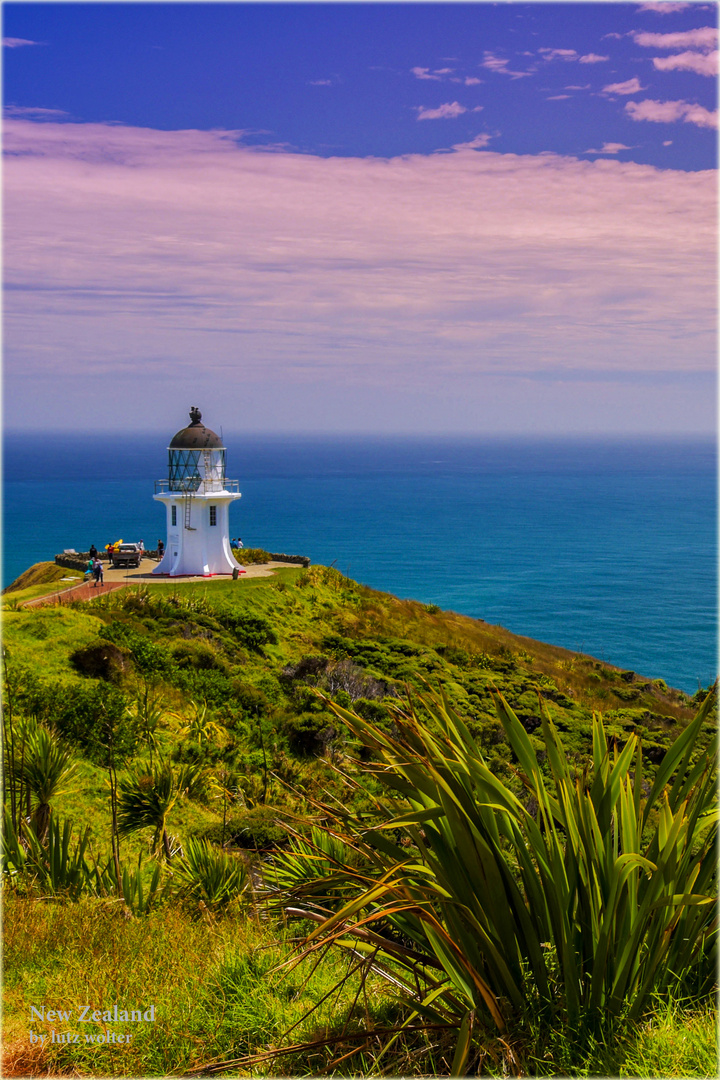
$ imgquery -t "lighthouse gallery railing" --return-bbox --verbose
[154,478,240,495]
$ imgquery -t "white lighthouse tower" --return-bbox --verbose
[153,407,243,577]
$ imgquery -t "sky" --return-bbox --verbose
[3,1,717,436]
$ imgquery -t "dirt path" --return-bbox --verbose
[22,580,128,608]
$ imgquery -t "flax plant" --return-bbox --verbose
[273,687,717,1069]
[117,760,202,859]
[20,726,79,840]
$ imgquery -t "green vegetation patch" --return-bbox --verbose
[3,561,82,595]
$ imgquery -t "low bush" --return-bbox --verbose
[21,679,138,765]
[200,806,289,851]
[281,710,335,755]
[69,641,131,683]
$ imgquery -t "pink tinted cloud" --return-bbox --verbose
[637,2,693,12]
[3,119,716,393]
[416,101,467,120]
[633,27,718,50]
[584,142,632,154]
[2,37,40,47]
[539,48,578,61]
[603,77,645,95]
[451,133,493,149]
[481,52,532,78]
[653,50,718,75]
[4,105,69,118]
[411,67,441,80]
[625,97,718,127]
[579,54,610,63]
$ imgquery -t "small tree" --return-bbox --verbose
[117,761,202,860]
[20,727,78,841]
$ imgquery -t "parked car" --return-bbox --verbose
[110,543,142,568]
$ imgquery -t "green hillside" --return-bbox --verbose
[2,564,716,1077]
[4,563,706,833]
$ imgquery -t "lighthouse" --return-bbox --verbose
[153,407,243,577]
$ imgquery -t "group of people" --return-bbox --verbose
[84,553,104,586]
[230,537,243,549]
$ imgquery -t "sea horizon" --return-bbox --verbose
[3,432,716,695]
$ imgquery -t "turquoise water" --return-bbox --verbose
[3,434,716,693]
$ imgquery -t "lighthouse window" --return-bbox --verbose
[209,506,217,526]
[171,506,177,526]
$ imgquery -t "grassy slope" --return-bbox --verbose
[3,560,83,595]
[3,562,707,841]
[3,563,716,1077]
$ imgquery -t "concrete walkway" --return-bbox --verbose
[21,557,299,609]
[101,556,292,584]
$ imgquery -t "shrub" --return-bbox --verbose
[214,807,289,851]
[281,711,335,755]
[173,836,248,911]
[218,610,278,652]
[24,681,138,765]
[99,622,175,677]
[170,639,225,671]
[69,641,131,683]
[230,681,274,718]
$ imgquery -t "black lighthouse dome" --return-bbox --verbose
[169,406,224,450]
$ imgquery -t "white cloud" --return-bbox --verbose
[2,37,40,47]
[633,27,718,50]
[652,49,718,75]
[603,77,645,95]
[309,79,332,86]
[584,142,633,154]
[547,94,571,101]
[3,119,716,415]
[625,97,718,127]
[579,54,610,63]
[464,77,482,86]
[416,101,467,121]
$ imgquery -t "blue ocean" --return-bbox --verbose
[3,434,716,694]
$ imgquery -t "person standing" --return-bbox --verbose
[93,558,104,587]
[89,544,98,560]
[157,540,164,560]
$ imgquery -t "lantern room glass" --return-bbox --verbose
[168,448,226,492]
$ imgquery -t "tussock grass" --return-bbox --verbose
[2,895,400,1077]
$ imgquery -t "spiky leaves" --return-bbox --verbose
[271,686,717,1060]
[117,761,202,859]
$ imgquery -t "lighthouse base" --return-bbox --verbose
[153,489,242,577]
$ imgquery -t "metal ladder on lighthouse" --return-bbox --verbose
[183,493,196,530]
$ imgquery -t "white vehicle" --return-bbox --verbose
[110,543,142,568]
